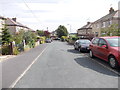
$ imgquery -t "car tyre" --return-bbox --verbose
[74,46,77,50]
[89,50,94,58]
[108,56,118,69]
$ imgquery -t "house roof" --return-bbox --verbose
[6,18,28,28]
[0,16,6,20]
[5,18,35,32]
[78,22,92,30]
[94,10,119,23]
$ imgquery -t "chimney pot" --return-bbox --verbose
[12,18,16,22]
[109,7,114,14]
[87,22,90,25]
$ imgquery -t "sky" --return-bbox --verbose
[0,0,119,33]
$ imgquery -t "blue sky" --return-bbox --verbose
[0,0,119,32]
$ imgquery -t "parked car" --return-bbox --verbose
[54,38,61,40]
[45,38,52,43]
[89,36,120,68]
[74,39,90,52]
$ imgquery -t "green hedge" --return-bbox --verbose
[2,45,10,55]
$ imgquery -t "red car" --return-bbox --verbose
[89,36,120,68]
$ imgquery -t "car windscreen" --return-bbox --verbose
[106,37,120,47]
[79,40,90,44]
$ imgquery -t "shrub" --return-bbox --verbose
[39,37,45,44]
[72,37,78,41]
[24,45,30,52]
[2,45,10,55]
[17,44,24,52]
[13,47,20,55]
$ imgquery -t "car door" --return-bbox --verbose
[90,38,99,56]
[97,38,109,61]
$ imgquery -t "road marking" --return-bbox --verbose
[84,54,120,76]
[9,46,48,88]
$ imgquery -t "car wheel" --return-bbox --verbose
[109,56,118,68]
[74,46,77,50]
[89,50,94,58]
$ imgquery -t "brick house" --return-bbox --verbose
[92,7,120,37]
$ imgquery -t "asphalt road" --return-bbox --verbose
[2,43,48,88]
[10,41,119,88]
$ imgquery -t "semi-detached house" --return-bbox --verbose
[92,7,120,37]
[77,7,120,37]
[77,22,94,40]
[5,18,34,35]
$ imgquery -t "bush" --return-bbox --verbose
[72,37,78,41]
[2,45,10,55]
[28,39,35,48]
[39,37,45,44]
[61,36,68,42]
[13,47,20,55]
[24,45,30,51]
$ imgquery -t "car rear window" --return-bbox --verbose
[79,40,90,44]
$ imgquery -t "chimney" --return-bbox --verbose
[109,7,114,14]
[12,18,16,22]
[87,22,90,25]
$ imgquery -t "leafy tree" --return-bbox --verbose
[23,31,37,48]
[56,25,68,38]
[13,29,25,44]
[36,30,44,36]
[36,30,51,38]
[2,25,12,45]
[101,24,120,36]
[44,31,51,38]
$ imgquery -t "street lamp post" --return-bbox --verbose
[67,24,71,33]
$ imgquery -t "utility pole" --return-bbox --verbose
[67,24,71,33]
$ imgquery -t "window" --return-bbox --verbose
[98,39,107,47]
[110,20,112,25]
[92,38,99,45]
[95,32,98,37]
[97,24,99,28]
[102,22,106,27]
[108,20,112,26]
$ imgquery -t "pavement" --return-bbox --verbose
[0,55,16,62]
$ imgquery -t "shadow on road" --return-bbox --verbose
[67,49,89,54]
[74,57,118,77]
[67,49,80,54]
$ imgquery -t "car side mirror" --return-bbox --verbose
[102,45,107,48]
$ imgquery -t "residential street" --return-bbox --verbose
[2,41,119,88]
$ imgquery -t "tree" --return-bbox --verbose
[56,25,68,38]
[101,24,120,36]
[23,31,37,48]
[36,30,44,36]
[44,31,51,38]
[2,25,12,45]
[13,29,25,45]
